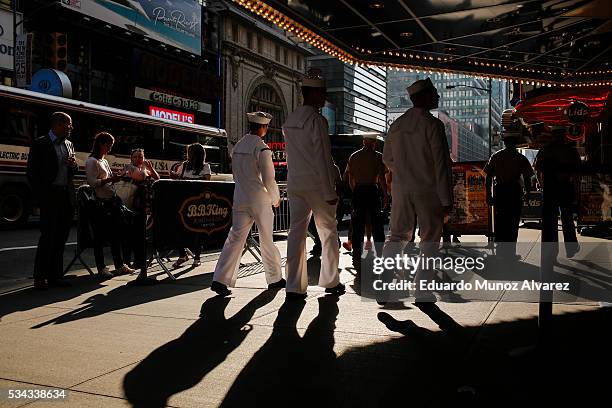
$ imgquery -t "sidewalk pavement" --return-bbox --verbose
[1,227,611,407]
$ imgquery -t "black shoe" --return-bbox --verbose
[286,291,307,301]
[268,278,286,289]
[47,279,72,288]
[566,243,580,258]
[33,279,48,290]
[127,276,158,286]
[211,281,231,296]
[325,283,345,295]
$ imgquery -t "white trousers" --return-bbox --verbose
[286,191,340,294]
[382,191,444,282]
[213,205,282,287]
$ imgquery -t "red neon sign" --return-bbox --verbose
[149,106,194,124]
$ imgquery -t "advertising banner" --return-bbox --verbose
[447,161,491,235]
[60,0,202,55]
[521,190,543,221]
[0,10,22,71]
[152,180,234,251]
[14,33,32,88]
[578,173,612,225]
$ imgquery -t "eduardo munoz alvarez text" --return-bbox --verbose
[370,255,571,292]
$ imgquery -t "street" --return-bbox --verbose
[0,225,77,292]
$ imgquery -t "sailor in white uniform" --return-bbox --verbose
[382,78,453,302]
[282,69,345,300]
[211,111,285,296]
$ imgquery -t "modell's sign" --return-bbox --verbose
[178,191,232,234]
[149,106,194,124]
[135,87,212,113]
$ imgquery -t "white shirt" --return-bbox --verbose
[282,105,337,201]
[384,107,453,206]
[176,162,212,180]
[86,157,115,199]
[231,133,280,208]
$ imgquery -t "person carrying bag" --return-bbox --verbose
[85,132,136,278]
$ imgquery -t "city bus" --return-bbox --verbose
[0,85,230,226]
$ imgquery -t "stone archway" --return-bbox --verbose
[246,78,287,143]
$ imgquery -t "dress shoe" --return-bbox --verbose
[97,267,114,279]
[211,281,231,296]
[34,279,48,290]
[325,283,346,295]
[286,292,307,301]
[48,279,72,288]
[268,278,286,289]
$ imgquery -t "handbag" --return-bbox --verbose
[115,180,139,210]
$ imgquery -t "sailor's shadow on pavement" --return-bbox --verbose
[122,290,279,408]
[219,295,340,408]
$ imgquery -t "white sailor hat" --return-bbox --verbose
[247,111,273,125]
[406,78,435,96]
[302,68,326,88]
[361,132,379,140]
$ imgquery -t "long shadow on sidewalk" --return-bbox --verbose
[122,289,280,408]
[28,273,215,328]
[0,275,106,323]
[220,295,339,407]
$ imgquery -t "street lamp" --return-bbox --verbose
[446,78,493,158]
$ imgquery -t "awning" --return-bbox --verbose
[231,0,612,87]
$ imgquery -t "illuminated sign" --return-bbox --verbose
[565,101,590,124]
[149,106,194,124]
[267,141,287,166]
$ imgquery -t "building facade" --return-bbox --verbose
[215,0,309,147]
[309,55,387,134]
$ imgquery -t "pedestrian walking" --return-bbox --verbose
[282,69,345,300]
[382,78,453,302]
[211,112,285,296]
[344,133,388,272]
[484,134,534,259]
[534,126,582,257]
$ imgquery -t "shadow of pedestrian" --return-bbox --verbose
[0,275,105,322]
[220,295,340,407]
[29,273,215,328]
[122,289,278,408]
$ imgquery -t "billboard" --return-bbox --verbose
[60,0,202,55]
[0,10,22,71]
[447,161,491,235]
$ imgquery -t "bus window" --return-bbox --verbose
[163,128,229,173]
[0,99,38,146]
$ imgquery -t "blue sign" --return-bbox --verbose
[60,0,202,55]
[30,69,72,98]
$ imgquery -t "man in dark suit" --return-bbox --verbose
[27,112,78,289]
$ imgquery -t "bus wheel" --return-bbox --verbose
[0,187,30,226]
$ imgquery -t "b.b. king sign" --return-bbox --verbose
[153,180,234,251]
